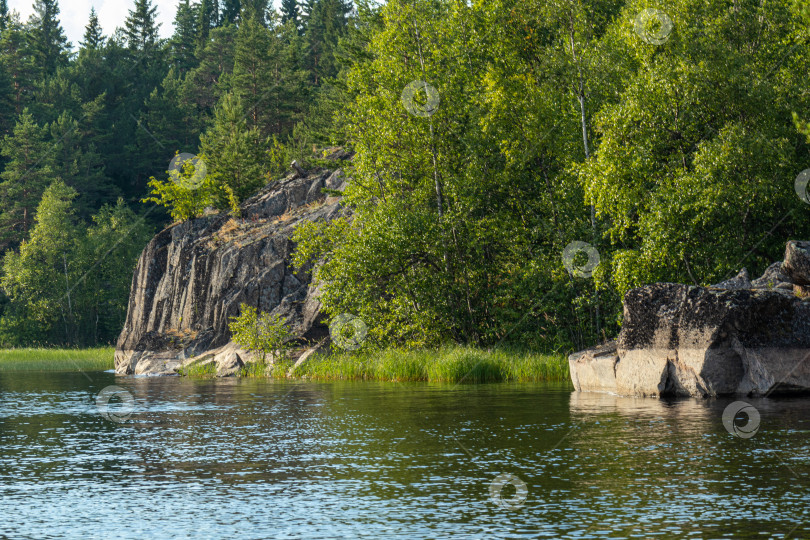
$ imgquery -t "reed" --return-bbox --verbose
[281,345,569,383]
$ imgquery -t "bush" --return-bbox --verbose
[228,304,293,363]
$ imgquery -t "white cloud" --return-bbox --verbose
[8,0,180,48]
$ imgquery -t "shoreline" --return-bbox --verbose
[1,346,569,383]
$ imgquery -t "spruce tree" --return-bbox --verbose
[303,0,352,85]
[80,8,104,51]
[196,0,214,48]
[241,0,268,25]
[199,92,269,201]
[27,0,69,76]
[50,112,118,219]
[221,0,241,25]
[170,0,198,74]
[281,0,299,27]
[124,0,161,54]
[0,0,9,32]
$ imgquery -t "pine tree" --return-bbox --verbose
[27,0,69,76]
[80,8,104,51]
[232,12,278,131]
[170,0,198,74]
[0,110,56,250]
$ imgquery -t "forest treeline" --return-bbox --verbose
[0,0,354,346]
[3,0,810,352]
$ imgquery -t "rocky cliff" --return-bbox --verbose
[570,241,810,397]
[115,153,351,376]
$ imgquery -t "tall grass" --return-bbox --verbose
[0,348,114,372]
[176,359,218,378]
[282,346,569,383]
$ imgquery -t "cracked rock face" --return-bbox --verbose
[570,242,810,397]
[114,159,350,376]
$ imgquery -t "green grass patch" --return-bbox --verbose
[0,348,114,372]
[282,346,569,383]
[238,361,270,378]
[176,360,218,378]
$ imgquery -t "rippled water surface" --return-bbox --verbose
[1,371,809,539]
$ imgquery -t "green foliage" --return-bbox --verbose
[2,0,810,357]
[0,110,55,250]
[1,180,78,344]
[580,0,810,294]
[285,346,569,383]
[0,181,151,347]
[199,92,271,201]
[228,303,294,362]
[143,151,220,221]
[291,0,810,354]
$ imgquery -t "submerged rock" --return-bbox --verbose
[570,242,810,397]
[115,152,351,376]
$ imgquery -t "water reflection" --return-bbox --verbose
[0,373,808,538]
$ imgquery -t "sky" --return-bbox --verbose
[8,0,181,48]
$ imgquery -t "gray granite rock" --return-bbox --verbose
[783,240,810,285]
[570,244,810,397]
[115,151,351,375]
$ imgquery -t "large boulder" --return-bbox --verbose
[115,154,351,376]
[570,245,810,397]
[783,240,810,285]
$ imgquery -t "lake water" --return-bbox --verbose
[0,371,808,539]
